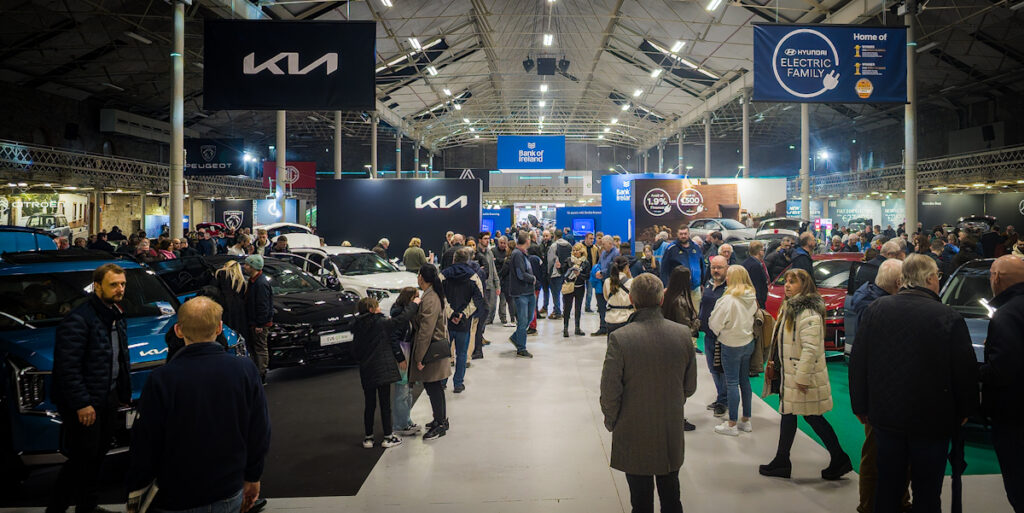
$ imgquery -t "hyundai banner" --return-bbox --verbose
[203,20,376,111]
[184,138,245,176]
[753,24,907,103]
[497,136,566,173]
[262,161,317,189]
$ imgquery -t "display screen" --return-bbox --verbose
[572,218,594,236]
[481,219,495,235]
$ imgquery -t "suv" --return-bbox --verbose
[256,223,321,250]
[0,226,57,254]
[756,217,809,239]
[687,218,756,242]
[283,246,418,314]
[0,250,246,488]
[25,215,70,240]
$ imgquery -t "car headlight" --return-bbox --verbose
[9,359,47,412]
[366,288,390,301]
[826,307,844,320]
[268,324,313,343]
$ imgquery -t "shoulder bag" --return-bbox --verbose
[421,306,452,365]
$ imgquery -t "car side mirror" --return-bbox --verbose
[324,275,341,291]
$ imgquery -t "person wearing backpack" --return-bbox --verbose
[604,256,634,335]
[560,243,592,338]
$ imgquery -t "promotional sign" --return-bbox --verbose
[145,215,190,239]
[786,199,823,220]
[316,179,481,257]
[918,194,984,229]
[482,207,512,236]
[213,200,254,232]
[444,168,491,192]
[184,138,245,176]
[203,20,376,111]
[254,199,298,226]
[0,193,89,239]
[556,207,602,237]
[753,24,907,103]
[827,199,882,229]
[497,136,566,173]
[262,161,317,189]
[601,173,679,241]
[880,198,905,229]
[632,179,743,245]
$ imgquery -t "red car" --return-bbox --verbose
[195,222,228,235]
[765,252,863,352]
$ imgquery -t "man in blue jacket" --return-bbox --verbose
[243,254,274,384]
[590,235,620,336]
[660,226,704,306]
[128,297,271,513]
[508,233,536,358]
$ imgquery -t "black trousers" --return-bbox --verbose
[562,287,585,330]
[48,390,119,513]
[423,380,447,424]
[473,310,487,357]
[992,421,1024,512]
[596,293,608,329]
[625,471,683,513]
[775,413,845,461]
[872,426,949,513]
[363,384,392,437]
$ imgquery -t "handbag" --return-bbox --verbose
[421,308,452,365]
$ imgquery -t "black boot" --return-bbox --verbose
[563,328,569,338]
[759,457,792,478]
[821,453,853,480]
[575,322,584,336]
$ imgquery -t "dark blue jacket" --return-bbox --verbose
[245,271,274,327]
[52,294,131,413]
[698,281,727,345]
[741,256,769,309]
[660,240,703,290]
[442,263,486,333]
[789,247,813,276]
[849,282,888,316]
[981,282,1024,422]
[128,343,270,511]
[508,248,535,297]
[197,238,217,257]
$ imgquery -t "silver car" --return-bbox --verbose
[688,218,756,242]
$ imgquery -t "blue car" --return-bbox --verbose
[0,250,245,487]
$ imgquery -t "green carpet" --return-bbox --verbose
[695,334,1001,476]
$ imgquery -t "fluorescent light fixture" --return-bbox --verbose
[463,118,471,123]
[670,40,685,53]
[651,68,663,78]
[381,0,393,7]
[706,0,724,10]
[474,135,480,139]
[916,41,938,53]
[610,118,618,124]
[426,65,438,76]
[621,103,631,111]
[443,88,452,96]
[408,37,422,50]
[539,116,545,122]
[124,31,153,45]
[538,100,546,107]
[698,68,720,79]
[633,88,643,97]
[193,62,204,69]
[101,82,125,92]
[453,103,462,110]
[540,84,548,92]
[1012,1,1024,10]
[307,115,318,121]
[543,34,554,46]
[598,135,605,139]
[469,127,475,132]
[604,127,611,133]
[387,55,410,67]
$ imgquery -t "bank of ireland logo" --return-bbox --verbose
[527,142,536,149]
[772,28,841,99]
[224,210,244,231]
[643,188,672,217]
[200,145,217,162]
[676,188,705,217]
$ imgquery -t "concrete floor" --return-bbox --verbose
[3,310,1012,513]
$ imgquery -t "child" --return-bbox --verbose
[389,287,421,436]
[350,295,420,449]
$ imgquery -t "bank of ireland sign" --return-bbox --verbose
[497,135,566,173]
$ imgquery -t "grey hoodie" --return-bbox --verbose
[547,238,573,278]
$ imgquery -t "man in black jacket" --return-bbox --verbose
[983,255,1024,511]
[853,240,904,292]
[741,241,769,308]
[850,254,978,513]
[440,233,464,270]
[764,236,794,281]
[243,254,274,383]
[49,263,131,513]
[128,297,270,513]
[88,232,115,253]
[509,233,536,358]
[788,232,816,276]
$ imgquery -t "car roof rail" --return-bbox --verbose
[0,248,134,264]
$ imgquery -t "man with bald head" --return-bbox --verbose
[698,255,730,417]
[983,255,1024,510]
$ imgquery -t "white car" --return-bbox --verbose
[755,217,810,239]
[256,222,322,250]
[688,218,756,242]
[283,246,418,313]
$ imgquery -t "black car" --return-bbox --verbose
[150,255,360,368]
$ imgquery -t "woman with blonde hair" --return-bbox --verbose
[560,242,592,338]
[708,265,758,436]
[202,260,249,337]
[403,237,427,273]
[759,268,852,480]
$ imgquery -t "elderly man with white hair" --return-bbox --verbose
[854,239,906,291]
[717,243,735,265]
[372,238,390,260]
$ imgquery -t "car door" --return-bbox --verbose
[689,220,706,237]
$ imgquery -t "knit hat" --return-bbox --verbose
[244,254,264,271]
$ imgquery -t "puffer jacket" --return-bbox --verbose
[245,271,274,327]
[848,281,888,316]
[441,262,486,333]
[350,303,419,390]
[765,294,833,416]
[52,294,132,413]
[708,290,758,347]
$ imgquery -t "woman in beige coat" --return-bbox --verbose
[759,268,852,481]
[410,264,452,441]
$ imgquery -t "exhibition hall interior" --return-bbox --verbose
[1,0,1023,512]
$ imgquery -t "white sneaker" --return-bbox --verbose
[503,322,516,328]
[397,424,422,436]
[714,421,739,437]
[737,420,752,433]
[381,434,403,448]
[362,436,374,448]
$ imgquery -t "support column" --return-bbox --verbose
[800,104,810,220]
[413,142,421,179]
[395,132,402,179]
[677,130,684,175]
[276,110,287,222]
[742,90,750,179]
[92,191,101,234]
[139,193,147,234]
[428,153,434,177]
[189,196,195,227]
[370,113,379,179]
[657,141,665,173]
[904,0,919,233]
[704,111,711,179]
[333,111,342,179]
[168,1,185,239]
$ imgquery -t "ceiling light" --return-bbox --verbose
[697,68,720,79]
[621,103,630,111]
[474,135,480,139]
[101,82,125,92]
[604,127,611,133]
[426,65,438,76]
[610,118,618,124]
[408,37,421,50]
[538,100,546,107]
[381,0,393,7]
[1012,1,1024,10]
[453,103,462,110]
[469,127,475,132]
[670,40,685,53]
[633,88,643,97]
[543,34,554,46]
[539,116,545,122]
[193,62,204,69]
[307,115,318,121]
[598,135,605,139]
[973,183,985,187]
[124,31,153,45]
[916,41,938,53]
[443,88,452,96]
[706,0,724,10]
[651,68,663,78]
[463,118,470,123]
[540,84,548,92]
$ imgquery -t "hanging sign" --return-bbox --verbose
[497,136,566,173]
[753,24,907,103]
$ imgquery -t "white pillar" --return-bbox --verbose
[395,132,402,178]
[677,130,684,175]
[428,153,434,176]
[658,141,665,173]
[333,111,342,179]
[904,0,918,232]
[92,191,101,234]
[704,111,711,179]
[413,142,421,179]
[276,110,287,222]
[169,1,185,239]
[742,90,750,179]
[370,113,379,179]
[800,104,810,219]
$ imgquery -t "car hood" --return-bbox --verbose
[279,233,322,249]
[1,315,176,371]
[819,288,847,310]
[341,271,419,291]
[273,290,359,325]
[731,228,758,238]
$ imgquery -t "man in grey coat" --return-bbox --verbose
[477,232,500,326]
[600,273,697,513]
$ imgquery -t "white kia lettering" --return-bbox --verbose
[243,52,338,76]
[139,347,168,357]
[415,195,468,209]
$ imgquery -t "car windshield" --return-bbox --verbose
[773,259,852,288]
[759,219,802,232]
[0,268,179,330]
[941,263,992,318]
[263,262,325,294]
[27,216,57,228]
[268,226,311,238]
[720,219,747,230]
[330,252,398,276]
[149,256,213,295]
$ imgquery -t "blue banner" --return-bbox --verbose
[556,207,602,238]
[497,136,566,172]
[482,207,512,236]
[753,24,907,103]
[601,173,679,242]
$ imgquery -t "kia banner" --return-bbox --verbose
[262,161,317,189]
[203,20,376,111]
[184,138,244,176]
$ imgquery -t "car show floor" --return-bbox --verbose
[1,311,1014,513]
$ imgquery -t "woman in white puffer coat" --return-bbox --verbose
[709,265,759,437]
[758,268,853,481]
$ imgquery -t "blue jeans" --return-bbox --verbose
[392,379,413,429]
[512,293,535,351]
[451,330,471,386]
[155,489,242,513]
[719,341,754,421]
[549,276,564,314]
[703,334,727,405]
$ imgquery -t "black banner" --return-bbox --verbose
[185,138,245,176]
[203,20,376,111]
[316,179,481,257]
[443,168,490,192]
[918,194,985,230]
[984,192,1024,231]
[213,200,253,232]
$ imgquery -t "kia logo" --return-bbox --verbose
[415,195,468,209]
[243,52,338,75]
[139,348,168,357]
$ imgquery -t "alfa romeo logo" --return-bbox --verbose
[643,188,672,217]
[281,165,300,185]
[676,188,705,217]
[200,145,217,162]
[224,210,244,231]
